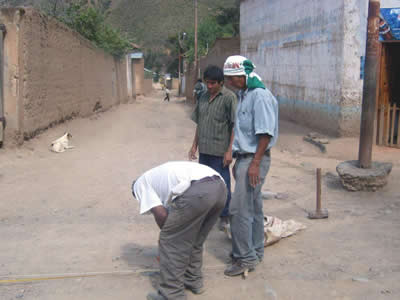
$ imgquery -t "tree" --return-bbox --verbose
[61,2,132,57]
[160,3,240,74]
[215,2,240,37]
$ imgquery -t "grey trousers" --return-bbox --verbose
[229,154,271,265]
[158,176,227,300]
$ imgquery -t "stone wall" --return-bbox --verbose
[240,0,368,136]
[0,8,130,146]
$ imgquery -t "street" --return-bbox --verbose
[1,89,400,300]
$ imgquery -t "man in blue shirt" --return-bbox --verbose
[223,55,279,276]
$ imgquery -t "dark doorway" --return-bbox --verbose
[377,42,400,147]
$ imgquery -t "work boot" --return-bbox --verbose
[224,261,256,277]
[146,292,166,300]
[227,253,257,272]
[184,283,206,295]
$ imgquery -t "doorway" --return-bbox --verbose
[377,41,400,148]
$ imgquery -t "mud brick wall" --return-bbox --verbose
[0,8,130,146]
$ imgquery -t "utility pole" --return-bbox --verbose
[194,0,198,78]
[337,0,392,191]
[178,32,186,96]
[0,24,6,147]
[358,0,381,168]
[178,40,181,96]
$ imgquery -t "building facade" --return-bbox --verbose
[240,0,370,136]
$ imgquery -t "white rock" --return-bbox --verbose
[262,191,277,200]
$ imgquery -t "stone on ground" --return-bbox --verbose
[336,160,393,191]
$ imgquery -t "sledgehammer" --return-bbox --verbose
[308,168,328,219]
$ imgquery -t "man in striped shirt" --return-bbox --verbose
[189,65,237,231]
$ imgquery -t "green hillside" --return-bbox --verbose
[107,0,237,49]
[1,0,237,50]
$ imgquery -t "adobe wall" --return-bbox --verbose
[185,37,240,102]
[0,7,130,146]
[132,58,145,96]
[171,78,179,90]
[240,0,367,136]
[143,79,153,95]
[199,37,241,71]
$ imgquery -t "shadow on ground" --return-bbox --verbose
[120,243,160,290]
[324,172,343,190]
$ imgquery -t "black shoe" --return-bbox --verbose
[146,292,166,300]
[224,262,256,276]
[184,284,206,295]
[227,254,257,272]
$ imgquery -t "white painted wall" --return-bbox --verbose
[382,0,400,8]
[240,0,369,136]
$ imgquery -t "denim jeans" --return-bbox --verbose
[199,153,231,217]
[229,154,271,265]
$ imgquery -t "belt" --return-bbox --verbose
[191,175,220,184]
[233,149,271,159]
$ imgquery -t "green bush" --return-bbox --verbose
[61,2,132,58]
[165,3,239,69]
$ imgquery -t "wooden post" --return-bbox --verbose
[178,50,181,96]
[316,168,322,212]
[390,104,396,146]
[194,0,198,80]
[358,0,381,168]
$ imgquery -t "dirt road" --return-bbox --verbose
[1,89,399,300]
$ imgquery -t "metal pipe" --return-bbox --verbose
[358,0,381,168]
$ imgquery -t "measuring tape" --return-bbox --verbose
[0,265,225,284]
[0,269,156,284]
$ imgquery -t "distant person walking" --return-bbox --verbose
[193,79,206,101]
[164,88,171,102]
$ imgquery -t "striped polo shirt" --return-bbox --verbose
[191,86,237,157]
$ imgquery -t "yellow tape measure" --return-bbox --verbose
[0,269,157,284]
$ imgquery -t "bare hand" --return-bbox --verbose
[151,206,169,229]
[248,161,260,188]
[188,145,197,161]
[223,151,233,167]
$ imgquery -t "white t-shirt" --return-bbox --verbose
[133,161,223,214]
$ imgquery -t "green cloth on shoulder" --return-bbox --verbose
[243,60,265,90]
